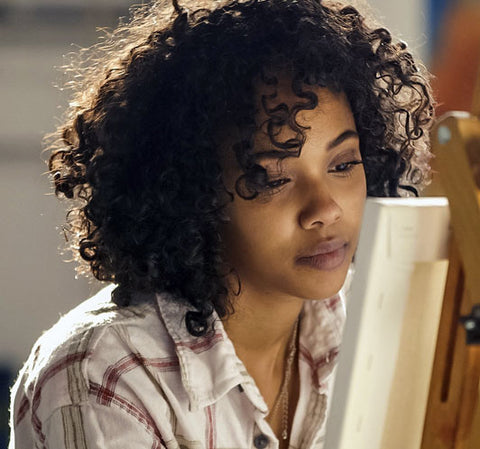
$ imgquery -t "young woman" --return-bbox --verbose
[9,1,433,448]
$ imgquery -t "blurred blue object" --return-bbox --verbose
[428,0,452,48]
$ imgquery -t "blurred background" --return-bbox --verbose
[0,0,479,447]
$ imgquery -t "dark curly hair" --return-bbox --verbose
[48,0,434,336]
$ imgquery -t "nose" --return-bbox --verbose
[298,183,342,230]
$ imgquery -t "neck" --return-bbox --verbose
[223,286,303,353]
[222,284,304,400]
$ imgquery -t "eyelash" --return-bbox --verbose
[265,159,363,190]
[266,178,290,189]
[328,160,364,176]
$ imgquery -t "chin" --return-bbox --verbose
[294,271,348,300]
[284,283,342,302]
[307,288,343,301]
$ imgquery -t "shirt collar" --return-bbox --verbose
[156,292,345,410]
[156,293,261,412]
[298,293,346,392]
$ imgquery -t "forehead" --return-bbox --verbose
[297,88,356,136]
[256,72,351,116]
[218,78,356,173]
[254,79,355,147]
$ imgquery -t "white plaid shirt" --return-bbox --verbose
[9,285,345,449]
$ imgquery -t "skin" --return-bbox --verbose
[220,84,367,442]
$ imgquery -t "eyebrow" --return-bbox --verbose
[252,129,360,162]
[327,129,359,151]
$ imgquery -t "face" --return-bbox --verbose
[220,86,367,302]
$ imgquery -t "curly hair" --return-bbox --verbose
[48,0,434,336]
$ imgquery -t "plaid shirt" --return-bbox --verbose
[9,285,345,449]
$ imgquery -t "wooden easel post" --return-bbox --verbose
[421,90,480,447]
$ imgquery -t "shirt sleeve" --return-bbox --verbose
[42,402,167,449]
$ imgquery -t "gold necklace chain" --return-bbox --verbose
[267,318,299,441]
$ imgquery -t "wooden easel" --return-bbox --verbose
[421,71,480,449]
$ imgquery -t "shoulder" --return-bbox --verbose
[10,286,178,429]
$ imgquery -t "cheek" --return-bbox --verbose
[352,180,367,230]
[221,201,292,270]
[340,176,367,229]
[221,205,266,256]
[229,208,283,250]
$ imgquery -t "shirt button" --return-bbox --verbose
[254,434,270,449]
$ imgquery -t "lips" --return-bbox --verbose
[297,238,347,258]
[296,238,348,271]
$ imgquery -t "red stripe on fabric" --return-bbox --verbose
[325,294,341,311]
[99,354,179,406]
[90,382,166,447]
[299,345,339,368]
[14,395,30,426]
[176,332,223,354]
[29,351,90,443]
[299,344,314,369]
[151,438,162,449]
[205,404,216,449]
[299,345,339,389]
[299,345,318,388]
[211,404,216,449]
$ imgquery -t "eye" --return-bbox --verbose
[328,160,363,175]
[266,178,291,189]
